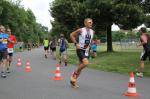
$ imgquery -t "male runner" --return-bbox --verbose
[6,28,17,73]
[43,38,49,58]
[70,18,95,88]
[0,25,9,78]
[136,27,150,77]
[49,38,57,60]
[58,34,69,66]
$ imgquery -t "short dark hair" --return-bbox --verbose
[140,27,147,33]
[60,33,64,37]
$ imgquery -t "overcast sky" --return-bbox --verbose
[16,0,120,31]
[20,0,54,30]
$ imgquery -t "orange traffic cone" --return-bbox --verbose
[53,64,63,80]
[25,59,31,72]
[123,72,140,97]
[17,57,22,67]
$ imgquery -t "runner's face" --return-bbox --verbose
[7,29,11,35]
[0,27,5,32]
[85,19,93,28]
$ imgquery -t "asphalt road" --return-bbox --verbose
[0,47,150,99]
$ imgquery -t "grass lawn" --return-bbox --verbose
[65,43,150,77]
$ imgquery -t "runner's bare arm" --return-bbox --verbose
[8,38,16,44]
[0,38,3,42]
[57,39,60,46]
[14,36,17,44]
[65,39,69,48]
[70,29,81,44]
[141,35,148,44]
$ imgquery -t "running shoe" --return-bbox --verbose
[1,73,7,78]
[65,62,68,66]
[6,68,10,73]
[6,70,10,73]
[45,55,47,58]
[136,72,143,78]
[70,74,79,88]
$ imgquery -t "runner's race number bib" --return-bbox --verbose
[8,48,14,53]
[2,39,8,44]
[85,49,89,56]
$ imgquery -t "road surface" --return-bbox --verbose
[0,47,150,99]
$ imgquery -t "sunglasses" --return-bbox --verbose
[87,21,92,24]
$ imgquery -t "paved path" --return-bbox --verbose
[0,47,150,99]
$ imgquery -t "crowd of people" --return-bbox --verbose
[43,33,69,66]
[1,18,150,89]
[42,18,150,88]
[42,18,100,88]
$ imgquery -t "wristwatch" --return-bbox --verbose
[74,42,77,46]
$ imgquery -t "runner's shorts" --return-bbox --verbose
[60,50,67,56]
[0,48,8,61]
[8,53,13,56]
[76,49,89,62]
[140,50,150,61]
[50,47,56,52]
[44,46,49,50]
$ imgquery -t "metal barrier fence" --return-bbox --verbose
[120,39,139,50]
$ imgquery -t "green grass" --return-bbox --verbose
[65,43,150,77]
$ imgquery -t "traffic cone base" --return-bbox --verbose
[123,92,140,97]
[25,66,31,72]
[25,60,31,72]
[53,77,63,80]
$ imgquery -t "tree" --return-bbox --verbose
[142,0,150,27]
[0,0,49,43]
[50,0,146,52]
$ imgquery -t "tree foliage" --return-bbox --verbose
[0,0,48,43]
[50,0,149,52]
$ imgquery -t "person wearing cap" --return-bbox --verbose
[70,18,95,88]
[136,27,150,77]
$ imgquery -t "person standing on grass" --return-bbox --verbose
[0,25,9,78]
[6,28,17,73]
[70,18,95,88]
[58,33,69,66]
[136,27,150,77]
